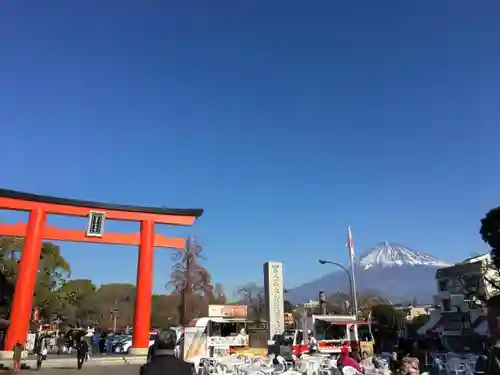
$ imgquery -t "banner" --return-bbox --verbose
[208,305,248,318]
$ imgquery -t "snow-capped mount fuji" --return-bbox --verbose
[359,241,451,270]
[286,241,451,303]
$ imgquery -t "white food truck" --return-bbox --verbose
[182,305,266,370]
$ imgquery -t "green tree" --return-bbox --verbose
[284,300,294,313]
[0,237,18,317]
[58,279,95,301]
[0,237,71,320]
[327,292,351,314]
[35,242,71,320]
[93,283,136,330]
[372,304,406,328]
[478,211,500,298]
[0,237,23,283]
[151,293,180,328]
[480,208,500,270]
[407,314,430,336]
[55,279,97,326]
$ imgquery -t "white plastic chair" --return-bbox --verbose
[424,353,434,367]
[434,357,447,375]
[259,359,275,374]
[200,358,218,375]
[216,367,232,375]
[446,359,468,375]
[305,357,321,375]
[294,359,308,374]
[342,366,361,375]
[241,371,266,375]
[434,354,448,363]
[319,357,332,375]
[274,355,288,374]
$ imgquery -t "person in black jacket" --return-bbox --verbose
[75,336,88,370]
[141,329,194,375]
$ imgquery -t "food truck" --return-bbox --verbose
[288,314,375,357]
[183,305,267,370]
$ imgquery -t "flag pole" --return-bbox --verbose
[347,225,360,318]
[350,255,359,318]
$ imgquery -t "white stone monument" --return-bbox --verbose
[263,261,285,340]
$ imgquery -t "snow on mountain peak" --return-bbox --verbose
[358,241,451,270]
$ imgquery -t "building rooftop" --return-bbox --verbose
[458,253,490,264]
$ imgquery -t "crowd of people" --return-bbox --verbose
[5,325,145,371]
[32,328,90,370]
[33,329,117,355]
[299,326,422,375]
[140,329,426,375]
[7,294,500,374]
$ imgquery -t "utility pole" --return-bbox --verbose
[319,291,327,315]
[258,293,264,322]
[110,300,118,332]
[113,308,118,332]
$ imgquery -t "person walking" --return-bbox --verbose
[36,337,48,370]
[84,333,92,361]
[105,334,113,355]
[12,341,24,372]
[141,330,195,375]
[98,332,106,354]
[174,331,184,359]
[66,332,74,356]
[75,336,88,370]
[307,330,317,355]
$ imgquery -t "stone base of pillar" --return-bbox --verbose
[0,350,13,360]
[0,350,29,359]
[129,347,149,356]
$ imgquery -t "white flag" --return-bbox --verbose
[347,225,355,262]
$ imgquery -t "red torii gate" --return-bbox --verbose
[0,189,203,354]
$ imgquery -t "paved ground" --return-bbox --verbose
[0,355,145,371]
[24,354,137,360]
[4,364,142,374]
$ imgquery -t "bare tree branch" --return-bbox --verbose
[166,236,212,325]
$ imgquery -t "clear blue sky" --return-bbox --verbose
[1,1,499,295]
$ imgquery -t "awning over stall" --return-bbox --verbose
[209,318,249,323]
[421,313,487,335]
[315,317,366,325]
[425,314,463,333]
[417,313,442,336]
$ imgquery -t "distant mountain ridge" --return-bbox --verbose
[286,241,451,304]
